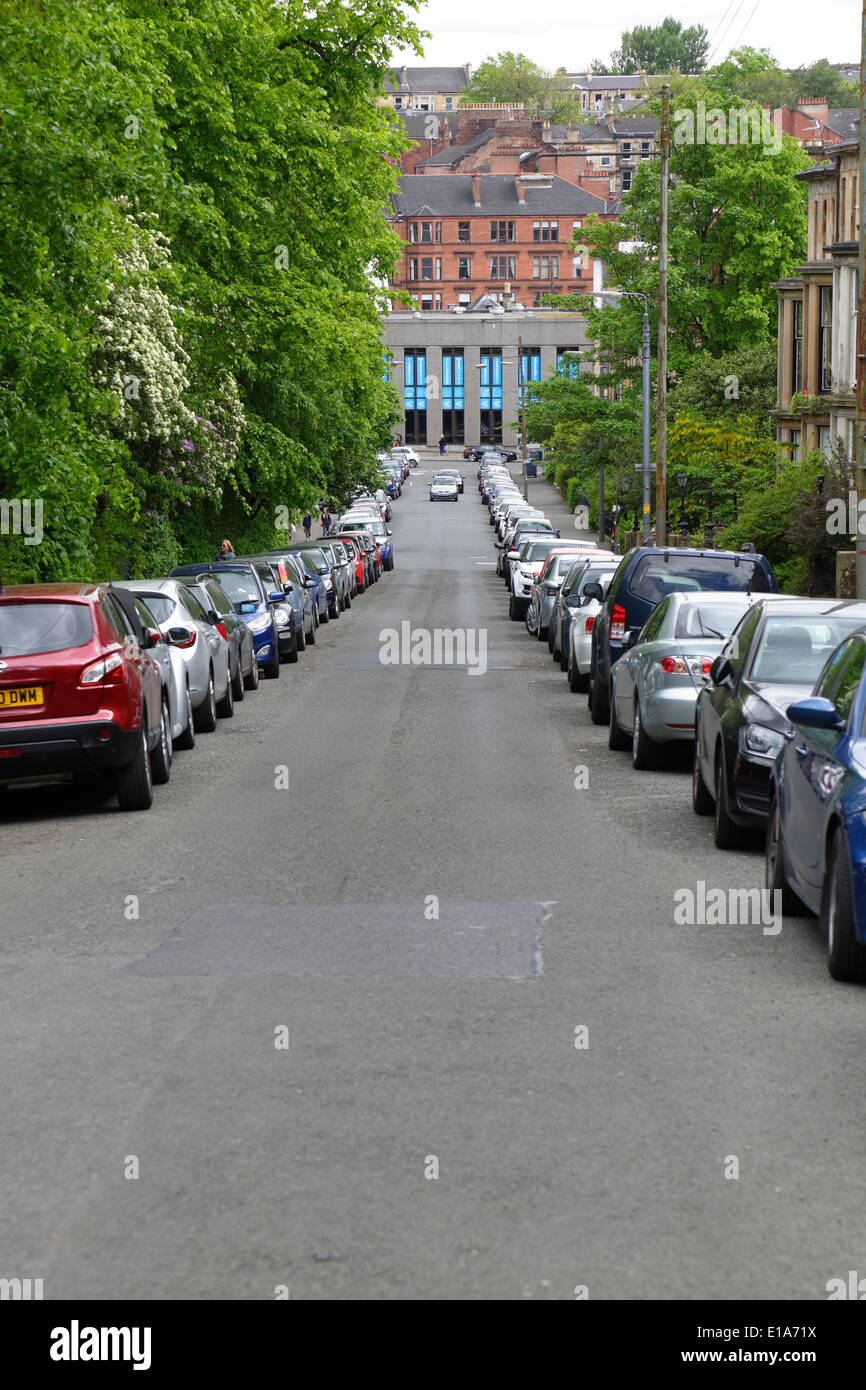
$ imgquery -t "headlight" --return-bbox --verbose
[742,724,785,756]
[247,614,270,633]
[274,606,291,625]
[323,576,333,589]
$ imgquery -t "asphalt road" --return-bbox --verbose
[2,463,865,1302]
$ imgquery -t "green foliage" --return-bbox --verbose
[592,17,709,75]
[0,0,423,581]
[462,51,548,108]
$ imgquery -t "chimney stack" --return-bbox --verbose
[472,172,482,206]
[514,173,525,204]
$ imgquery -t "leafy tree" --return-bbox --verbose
[789,59,858,108]
[461,51,548,108]
[593,17,709,75]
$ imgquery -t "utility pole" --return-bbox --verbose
[857,3,866,597]
[597,436,606,547]
[656,82,670,547]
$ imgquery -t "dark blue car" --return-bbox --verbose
[169,562,284,679]
[767,628,866,981]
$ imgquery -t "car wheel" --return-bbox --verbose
[116,722,153,812]
[525,605,535,635]
[328,601,340,619]
[632,699,661,769]
[320,605,330,623]
[589,670,609,725]
[216,667,234,718]
[713,749,741,849]
[266,651,281,679]
[175,683,196,749]
[306,618,316,645]
[344,591,351,610]
[150,697,172,785]
[692,734,713,815]
[549,625,557,657]
[295,622,306,652]
[567,646,584,693]
[765,795,803,916]
[508,594,520,622]
[232,655,245,700]
[608,691,631,750]
[823,826,866,981]
[193,669,218,732]
[243,654,260,690]
[537,621,548,643]
[286,635,299,664]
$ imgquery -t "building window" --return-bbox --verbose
[420,294,432,311]
[622,170,632,192]
[435,258,442,280]
[420,257,433,281]
[418,98,431,112]
[408,258,418,280]
[557,349,580,379]
[572,220,583,232]
[489,256,515,279]
[441,349,465,443]
[819,286,833,392]
[458,292,471,304]
[403,349,427,445]
[622,142,631,153]
[436,222,442,242]
[641,141,650,151]
[394,97,403,110]
[532,256,559,279]
[435,292,442,310]
[445,97,453,111]
[533,221,558,242]
[600,156,611,166]
[519,348,541,405]
[458,257,471,280]
[458,222,471,243]
[408,223,418,243]
[790,429,801,462]
[572,255,583,278]
[792,300,803,394]
[420,221,433,243]
[490,220,515,242]
[479,348,503,445]
[819,425,832,458]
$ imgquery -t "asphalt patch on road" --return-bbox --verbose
[124,901,545,980]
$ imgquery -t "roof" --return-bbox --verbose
[0,583,99,599]
[826,108,860,140]
[416,128,497,168]
[392,173,611,217]
[568,74,650,91]
[385,66,470,95]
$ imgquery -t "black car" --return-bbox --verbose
[464,444,518,464]
[184,575,259,691]
[693,598,866,847]
[587,546,778,727]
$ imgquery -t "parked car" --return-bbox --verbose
[289,545,340,620]
[561,561,620,687]
[182,574,259,686]
[321,539,354,606]
[169,562,283,679]
[527,547,612,640]
[137,577,234,719]
[766,629,866,980]
[430,472,459,502]
[289,549,331,623]
[390,445,419,468]
[499,518,557,586]
[332,532,373,593]
[588,546,779,727]
[693,598,866,848]
[436,467,464,493]
[609,591,759,768]
[112,583,199,748]
[338,514,394,571]
[0,583,165,810]
[259,550,318,646]
[465,444,517,463]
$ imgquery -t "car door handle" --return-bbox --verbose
[795,745,808,758]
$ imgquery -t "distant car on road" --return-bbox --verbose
[430,472,459,502]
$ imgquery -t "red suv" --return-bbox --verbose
[0,583,167,810]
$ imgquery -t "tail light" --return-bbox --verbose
[79,650,127,686]
[585,616,595,633]
[660,656,686,674]
[610,604,626,641]
[215,622,228,642]
[659,655,713,676]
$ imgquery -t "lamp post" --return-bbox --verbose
[594,289,652,544]
[704,486,715,548]
[676,471,687,535]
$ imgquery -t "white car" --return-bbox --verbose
[567,563,620,692]
[391,445,419,468]
[430,473,459,501]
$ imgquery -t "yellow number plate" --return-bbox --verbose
[0,686,44,709]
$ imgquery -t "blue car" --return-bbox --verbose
[169,562,284,679]
[288,548,331,624]
[767,628,866,980]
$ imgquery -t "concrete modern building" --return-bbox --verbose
[773,138,858,461]
[381,304,589,447]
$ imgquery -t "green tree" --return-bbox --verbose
[593,17,709,75]
[789,59,858,108]
[461,51,548,108]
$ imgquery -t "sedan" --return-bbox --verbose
[436,467,464,494]
[609,591,759,768]
[184,575,259,689]
[527,547,610,638]
[339,515,394,571]
[767,630,866,980]
[563,562,620,688]
[139,577,233,724]
[693,598,866,848]
[430,473,459,502]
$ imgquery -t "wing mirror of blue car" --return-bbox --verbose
[268,591,285,604]
[786,697,846,731]
[167,626,192,646]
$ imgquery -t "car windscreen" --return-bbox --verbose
[749,615,866,685]
[674,599,752,640]
[0,601,93,656]
[576,566,617,596]
[628,554,771,603]
[212,571,262,606]
[523,541,557,562]
[432,475,455,485]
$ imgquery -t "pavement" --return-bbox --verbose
[0,466,861,1301]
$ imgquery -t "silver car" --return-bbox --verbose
[112,585,195,751]
[527,547,605,640]
[609,591,758,766]
[565,561,621,689]
[137,579,232,731]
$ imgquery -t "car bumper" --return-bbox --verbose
[0,719,141,782]
[642,687,699,743]
[732,754,773,822]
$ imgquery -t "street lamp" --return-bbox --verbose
[704,486,714,548]
[675,471,687,535]
[593,290,652,544]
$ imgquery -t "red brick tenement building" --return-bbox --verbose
[388,172,615,310]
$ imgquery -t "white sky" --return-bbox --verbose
[391,0,860,73]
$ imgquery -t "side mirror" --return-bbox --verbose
[142,627,162,649]
[709,655,733,685]
[583,582,604,603]
[620,627,639,650]
[304,576,316,587]
[269,591,285,604]
[167,626,192,646]
[786,697,845,731]
[387,528,393,536]
[207,609,220,625]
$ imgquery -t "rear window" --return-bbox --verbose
[674,600,751,640]
[628,554,770,603]
[0,601,93,656]
[213,571,262,606]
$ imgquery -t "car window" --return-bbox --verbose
[749,615,866,685]
[212,571,262,606]
[178,585,209,623]
[640,597,671,643]
[133,596,159,631]
[134,593,174,624]
[814,641,852,702]
[833,641,866,725]
[203,580,231,613]
[628,554,771,602]
[0,601,93,655]
[105,594,135,640]
[724,605,762,676]
[674,600,751,641]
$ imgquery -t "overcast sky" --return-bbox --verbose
[391,0,860,72]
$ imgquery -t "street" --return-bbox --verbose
[1,464,861,1302]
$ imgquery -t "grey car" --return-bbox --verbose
[132,579,232,731]
[110,584,195,753]
[184,575,259,693]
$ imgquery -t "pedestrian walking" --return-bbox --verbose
[215,538,236,560]
[302,511,312,540]
[321,505,331,537]
[438,434,447,456]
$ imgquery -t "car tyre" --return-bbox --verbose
[232,656,246,699]
[175,684,196,749]
[295,621,306,652]
[765,795,804,916]
[632,699,661,769]
[692,735,713,815]
[286,635,299,664]
[150,697,172,785]
[608,691,631,750]
[216,667,234,718]
[116,722,153,812]
[266,651,281,679]
[823,826,866,981]
[243,655,260,690]
[713,750,741,848]
[194,669,218,731]
[306,618,316,645]
[508,594,520,622]
[589,669,609,725]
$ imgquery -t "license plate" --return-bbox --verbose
[0,686,44,710]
